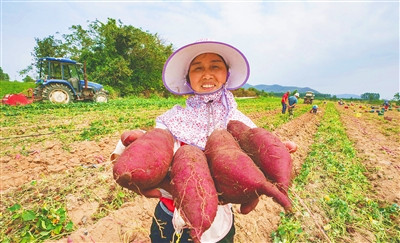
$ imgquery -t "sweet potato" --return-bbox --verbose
[120,129,145,146]
[227,120,293,195]
[283,140,297,153]
[113,128,174,194]
[205,129,292,211]
[171,145,218,242]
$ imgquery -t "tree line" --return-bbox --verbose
[21,18,173,97]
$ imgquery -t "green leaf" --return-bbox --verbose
[53,225,63,234]
[41,207,49,215]
[41,219,47,229]
[22,210,36,221]
[40,231,50,236]
[8,203,21,212]
[118,191,125,198]
[65,221,74,231]
[56,207,66,215]
[1,238,11,243]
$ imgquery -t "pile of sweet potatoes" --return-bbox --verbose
[113,123,294,241]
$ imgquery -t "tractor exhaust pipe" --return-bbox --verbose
[84,62,88,89]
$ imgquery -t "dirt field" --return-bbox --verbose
[1,103,399,242]
[337,105,400,204]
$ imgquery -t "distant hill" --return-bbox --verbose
[242,83,364,98]
[336,94,361,99]
[243,83,320,94]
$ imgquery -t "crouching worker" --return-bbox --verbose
[310,105,318,114]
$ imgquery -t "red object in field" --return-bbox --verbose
[1,89,34,106]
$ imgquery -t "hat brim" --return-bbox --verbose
[162,41,250,95]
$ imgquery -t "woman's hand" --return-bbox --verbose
[120,129,145,146]
[119,175,173,198]
[115,175,162,198]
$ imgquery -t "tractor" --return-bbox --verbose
[34,57,108,104]
[303,91,315,104]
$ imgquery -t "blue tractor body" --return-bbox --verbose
[34,57,108,104]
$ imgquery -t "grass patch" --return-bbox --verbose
[0,80,36,97]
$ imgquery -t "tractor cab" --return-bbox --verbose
[37,57,82,91]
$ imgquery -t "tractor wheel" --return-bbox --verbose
[42,84,74,104]
[93,91,108,103]
[33,86,44,101]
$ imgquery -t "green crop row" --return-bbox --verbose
[1,97,186,155]
[272,103,399,242]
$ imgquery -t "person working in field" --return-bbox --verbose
[111,40,258,242]
[383,100,390,111]
[288,92,300,118]
[310,104,318,114]
[281,91,290,114]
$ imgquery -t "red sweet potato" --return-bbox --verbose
[171,145,218,242]
[283,140,297,153]
[227,120,293,195]
[120,129,145,147]
[205,129,292,211]
[113,128,174,194]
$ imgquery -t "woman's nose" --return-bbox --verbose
[203,73,213,80]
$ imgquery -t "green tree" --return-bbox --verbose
[23,75,35,82]
[62,24,94,60]
[0,67,10,81]
[26,18,173,97]
[361,92,380,101]
[393,92,400,105]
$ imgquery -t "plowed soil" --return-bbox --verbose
[337,105,400,204]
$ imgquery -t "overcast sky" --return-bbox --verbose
[1,0,399,99]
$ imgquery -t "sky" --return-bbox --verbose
[1,0,399,99]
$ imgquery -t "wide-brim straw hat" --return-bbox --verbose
[162,40,250,95]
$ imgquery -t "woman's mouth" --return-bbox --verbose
[202,84,216,89]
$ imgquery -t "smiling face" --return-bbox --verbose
[187,53,228,93]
